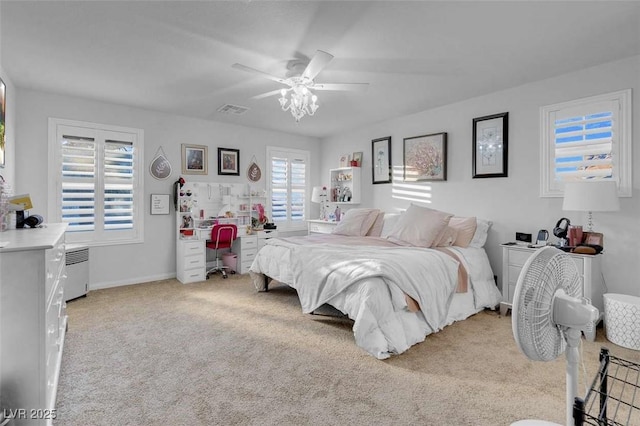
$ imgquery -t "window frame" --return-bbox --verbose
[540,89,632,197]
[48,118,145,246]
[266,146,310,232]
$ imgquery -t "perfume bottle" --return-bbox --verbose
[334,206,341,222]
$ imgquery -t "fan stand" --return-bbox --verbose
[511,327,582,426]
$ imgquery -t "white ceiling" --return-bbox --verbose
[2,1,639,139]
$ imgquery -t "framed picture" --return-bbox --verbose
[0,77,6,168]
[181,144,208,175]
[339,153,351,168]
[403,132,447,181]
[351,151,363,167]
[472,112,508,178]
[583,232,604,247]
[150,194,170,215]
[371,137,392,184]
[218,147,240,176]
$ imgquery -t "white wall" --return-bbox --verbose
[321,55,640,297]
[15,89,321,289]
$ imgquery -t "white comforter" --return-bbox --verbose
[250,238,501,359]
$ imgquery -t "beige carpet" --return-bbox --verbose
[55,275,640,426]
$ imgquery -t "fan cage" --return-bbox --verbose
[513,247,582,362]
[574,347,640,426]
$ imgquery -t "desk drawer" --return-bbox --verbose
[240,236,258,250]
[181,269,205,283]
[257,230,279,239]
[242,248,257,263]
[183,254,205,270]
[183,241,205,256]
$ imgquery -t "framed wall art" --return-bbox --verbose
[351,151,363,167]
[339,153,351,168]
[150,194,170,215]
[218,147,240,176]
[371,136,392,184]
[181,144,208,175]
[403,132,447,181]
[472,112,508,178]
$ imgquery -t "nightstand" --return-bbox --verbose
[500,244,604,318]
[307,219,338,235]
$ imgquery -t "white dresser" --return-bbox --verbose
[176,239,206,284]
[500,244,604,318]
[0,224,68,425]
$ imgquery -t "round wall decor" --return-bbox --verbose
[247,156,261,182]
[150,147,172,180]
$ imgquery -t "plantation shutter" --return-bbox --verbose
[290,158,306,222]
[540,89,631,197]
[51,119,143,245]
[60,131,97,232]
[267,147,309,230]
[104,136,135,231]
[271,156,288,223]
[552,99,616,182]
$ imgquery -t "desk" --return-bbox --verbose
[177,229,278,283]
[232,230,279,274]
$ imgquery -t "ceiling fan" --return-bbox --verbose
[232,50,368,122]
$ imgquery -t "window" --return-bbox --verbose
[540,89,631,197]
[48,118,144,245]
[266,146,310,231]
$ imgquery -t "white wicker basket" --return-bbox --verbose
[604,293,640,350]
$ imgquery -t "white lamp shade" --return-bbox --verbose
[311,186,323,204]
[562,181,620,212]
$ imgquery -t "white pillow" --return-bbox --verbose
[449,216,477,247]
[468,218,492,248]
[386,204,453,247]
[366,211,386,237]
[380,213,402,238]
[332,208,380,236]
[435,226,458,247]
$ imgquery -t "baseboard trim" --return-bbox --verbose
[90,272,176,291]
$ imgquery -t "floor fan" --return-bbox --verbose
[510,247,599,426]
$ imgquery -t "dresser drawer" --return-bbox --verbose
[308,221,336,234]
[507,249,532,267]
[570,256,584,274]
[45,242,65,304]
[508,265,523,285]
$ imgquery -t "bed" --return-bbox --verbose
[249,205,502,359]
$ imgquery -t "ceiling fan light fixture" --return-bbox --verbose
[279,83,319,122]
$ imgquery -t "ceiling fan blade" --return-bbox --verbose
[232,63,287,84]
[251,89,283,100]
[301,50,334,81]
[311,83,369,92]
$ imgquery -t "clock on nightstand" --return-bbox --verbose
[500,244,605,320]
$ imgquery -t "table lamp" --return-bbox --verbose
[311,186,328,220]
[562,181,620,232]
